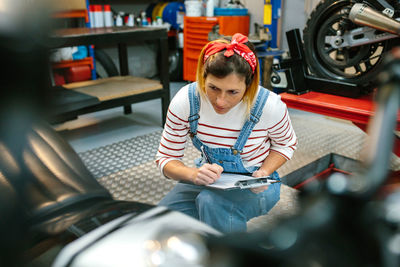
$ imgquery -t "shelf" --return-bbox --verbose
[49,26,170,125]
[51,26,168,47]
[62,76,163,101]
[182,16,249,81]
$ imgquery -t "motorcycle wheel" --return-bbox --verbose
[303,0,391,88]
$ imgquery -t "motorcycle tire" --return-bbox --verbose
[303,0,394,89]
[169,48,183,81]
[94,49,119,78]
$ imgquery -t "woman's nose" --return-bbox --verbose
[216,93,227,106]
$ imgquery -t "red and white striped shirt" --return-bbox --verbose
[156,84,297,173]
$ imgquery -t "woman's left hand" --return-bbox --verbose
[250,169,270,194]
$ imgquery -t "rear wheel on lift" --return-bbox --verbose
[303,0,391,89]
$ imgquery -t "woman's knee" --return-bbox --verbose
[270,183,281,202]
[261,183,281,213]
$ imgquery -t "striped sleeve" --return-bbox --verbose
[155,86,190,173]
[266,95,297,160]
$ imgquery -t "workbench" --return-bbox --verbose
[280,91,400,156]
[49,26,170,124]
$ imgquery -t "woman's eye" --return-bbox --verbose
[229,90,238,95]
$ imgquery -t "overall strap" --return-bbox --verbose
[232,87,270,153]
[188,82,200,137]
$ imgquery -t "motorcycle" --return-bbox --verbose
[1,1,400,266]
[302,0,400,89]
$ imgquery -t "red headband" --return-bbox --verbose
[203,33,257,73]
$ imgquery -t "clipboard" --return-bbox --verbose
[206,172,281,190]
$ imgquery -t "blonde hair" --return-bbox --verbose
[195,37,260,116]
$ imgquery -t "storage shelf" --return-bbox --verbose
[62,76,163,101]
[183,17,217,81]
[51,26,168,47]
[183,16,250,81]
[49,26,170,125]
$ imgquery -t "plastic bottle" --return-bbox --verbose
[156,16,163,25]
[136,17,142,26]
[94,5,104,27]
[115,12,123,26]
[88,5,95,28]
[206,0,214,17]
[141,11,148,26]
[127,14,135,27]
[103,5,113,27]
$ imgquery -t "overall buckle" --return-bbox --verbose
[231,147,242,155]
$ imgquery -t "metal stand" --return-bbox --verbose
[272,29,363,98]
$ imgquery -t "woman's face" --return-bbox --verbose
[204,73,247,114]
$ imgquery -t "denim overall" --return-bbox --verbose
[158,82,281,233]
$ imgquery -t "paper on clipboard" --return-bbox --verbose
[206,173,280,190]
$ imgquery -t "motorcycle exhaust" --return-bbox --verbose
[349,3,400,35]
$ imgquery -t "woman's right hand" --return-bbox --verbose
[193,163,223,185]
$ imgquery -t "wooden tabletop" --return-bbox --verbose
[50,26,168,47]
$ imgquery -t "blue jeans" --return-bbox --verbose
[158,178,281,233]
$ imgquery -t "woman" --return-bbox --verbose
[155,33,297,233]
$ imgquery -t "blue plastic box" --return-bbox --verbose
[214,8,248,16]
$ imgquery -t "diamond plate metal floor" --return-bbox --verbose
[77,111,400,232]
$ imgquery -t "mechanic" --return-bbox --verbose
[155,33,297,233]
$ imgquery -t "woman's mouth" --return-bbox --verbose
[214,105,226,113]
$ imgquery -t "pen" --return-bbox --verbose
[201,145,212,164]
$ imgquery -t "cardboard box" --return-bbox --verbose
[49,0,87,12]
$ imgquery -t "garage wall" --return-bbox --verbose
[280,0,307,50]
[243,0,318,50]
[241,0,264,35]
[94,1,321,79]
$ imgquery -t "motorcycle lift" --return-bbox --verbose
[271,29,365,98]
